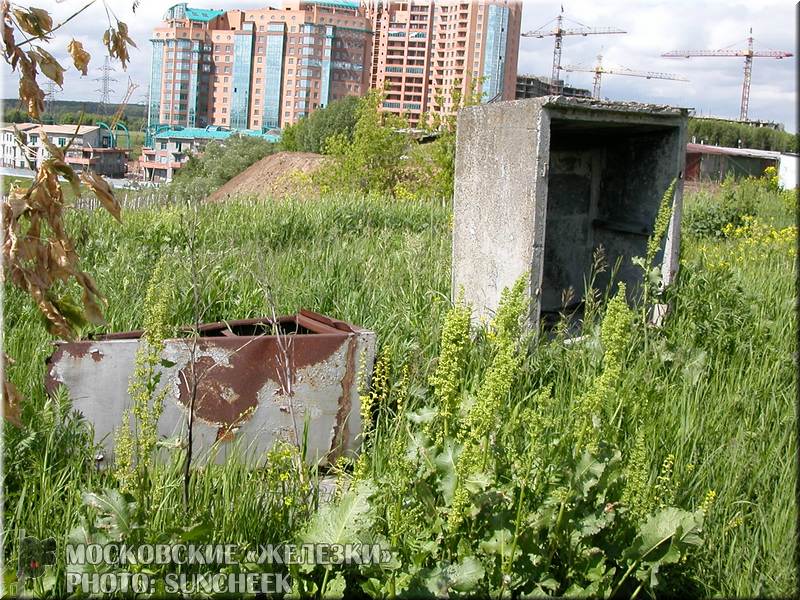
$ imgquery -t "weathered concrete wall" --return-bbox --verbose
[453,96,687,329]
[452,97,550,323]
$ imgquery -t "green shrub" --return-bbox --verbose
[168,134,276,198]
[280,95,361,154]
[313,91,409,196]
[683,173,772,238]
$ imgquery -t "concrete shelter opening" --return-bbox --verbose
[452,96,688,331]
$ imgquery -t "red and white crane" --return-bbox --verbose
[562,53,689,99]
[521,7,626,94]
[662,29,793,121]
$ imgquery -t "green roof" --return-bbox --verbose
[155,126,279,142]
[185,7,224,21]
[305,0,360,9]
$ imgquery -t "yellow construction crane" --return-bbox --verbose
[663,29,793,121]
[561,53,688,99]
[521,7,626,94]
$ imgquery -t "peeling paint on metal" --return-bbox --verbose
[45,311,377,466]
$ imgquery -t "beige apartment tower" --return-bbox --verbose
[366,1,521,125]
[148,1,371,134]
[148,1,521,136]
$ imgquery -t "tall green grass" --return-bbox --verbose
[3,183,796,597]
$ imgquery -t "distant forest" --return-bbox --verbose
[2,99,147,130]
[688,118,799,153]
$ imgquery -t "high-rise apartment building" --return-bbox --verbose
[147,1,521,134]
[366,0,521,125]
[148,1,372,133]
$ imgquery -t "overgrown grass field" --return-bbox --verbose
[3,178,796,597]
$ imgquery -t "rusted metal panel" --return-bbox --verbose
[45,310,377,466]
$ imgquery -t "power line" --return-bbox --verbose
[94,55,118,113]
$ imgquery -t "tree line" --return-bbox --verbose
[3,99,146,130]
[689,117,798,153]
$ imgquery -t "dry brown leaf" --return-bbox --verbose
[11,7,52,38]
[41,134,65,161]
[2,4,16,59]
[67,38,90,75]
[6,186,28,220]
[32,45,64,86]
[81,288,107,326]
[80,170,121,222]
[3,377,22,427]
[103,21,136,70]
[19,73,44,119]
[117,21,136,48]
[51,160,80,197]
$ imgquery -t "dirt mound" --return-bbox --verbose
[206,151,326,202]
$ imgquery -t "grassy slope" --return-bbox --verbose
[3,187,796,596]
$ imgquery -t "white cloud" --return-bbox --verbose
[3,0,796,131]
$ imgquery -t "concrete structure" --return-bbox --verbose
[366,0,522,126]
[516,73,591,100]
[46,311,376,466]
[148,1,372,135]
[0,123,128,177]
[139,125,279,182]
[684,142,780,182]
[453,96,688,330]
[778,153,797,189]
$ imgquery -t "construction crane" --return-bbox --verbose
[662,29,793,121]
[562,53,689,99]
[522,6,626,94]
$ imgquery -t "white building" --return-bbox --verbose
[1,122,37,168]
[0,123,129,177]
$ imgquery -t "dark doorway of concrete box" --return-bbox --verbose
[540,118,682,332]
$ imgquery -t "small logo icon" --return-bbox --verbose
[18,531,56,580]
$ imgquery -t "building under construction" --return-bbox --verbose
[515,74,590,99]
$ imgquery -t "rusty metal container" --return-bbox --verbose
[46,310,376,466]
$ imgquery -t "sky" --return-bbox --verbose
[2,0,797,131]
